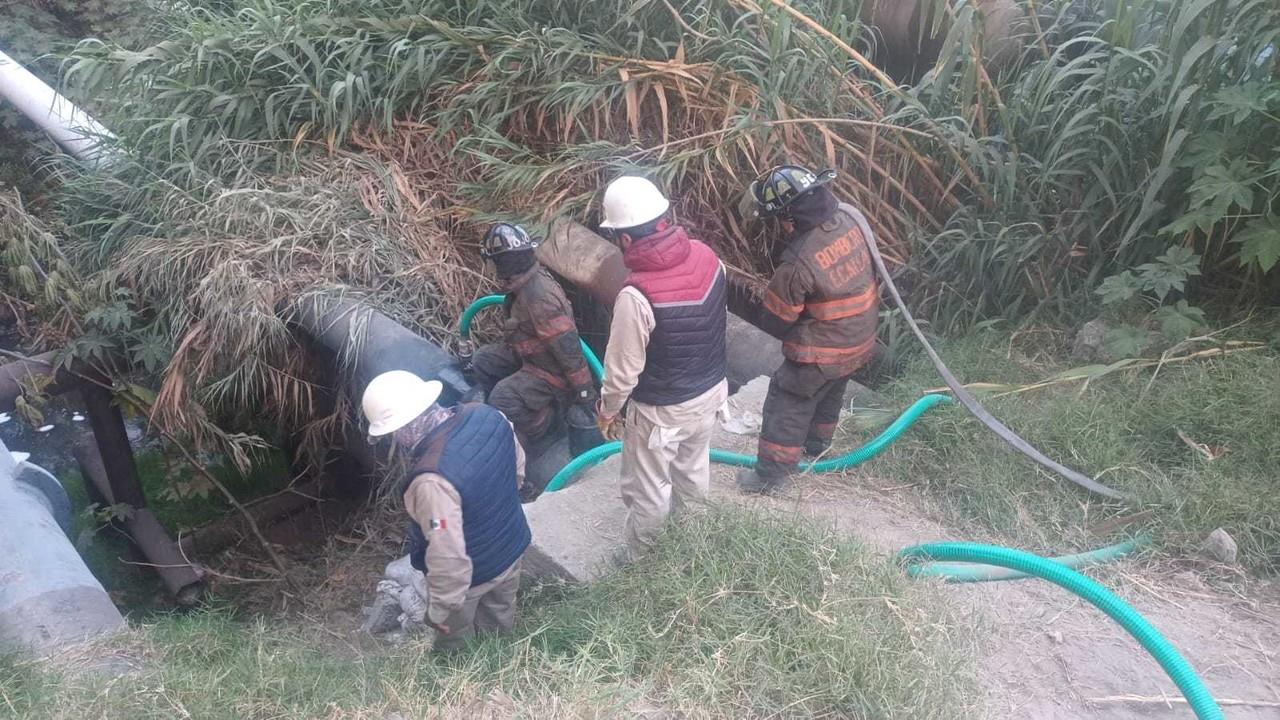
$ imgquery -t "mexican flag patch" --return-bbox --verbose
[429,518,448,531]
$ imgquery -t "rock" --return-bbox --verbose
[1071,319,1112,360]
[1201,528,1238,565]
[360,594,402,635]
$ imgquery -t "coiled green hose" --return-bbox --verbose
[899,543,1222,719]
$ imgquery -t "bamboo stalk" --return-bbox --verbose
[762,0,997,209]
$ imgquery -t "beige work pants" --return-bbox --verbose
[618,405,716,556]
[433,556,522,651]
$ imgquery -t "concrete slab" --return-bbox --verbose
[522,454,626,583]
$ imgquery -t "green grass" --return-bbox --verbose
[62,448,293,533]
[0,509,977,719]
[865,321,1280,572]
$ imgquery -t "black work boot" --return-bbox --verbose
[803,439,832,457]
[736,468,789,495]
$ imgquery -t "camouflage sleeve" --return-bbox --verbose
[759,260,812,339]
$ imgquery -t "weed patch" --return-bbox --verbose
[868,323,1280,572]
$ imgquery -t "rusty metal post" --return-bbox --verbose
[73,440,205,605]
[79,380,147,508]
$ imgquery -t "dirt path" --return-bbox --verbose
[709,382,1280,719]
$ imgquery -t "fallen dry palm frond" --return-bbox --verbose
[32,143,480,474]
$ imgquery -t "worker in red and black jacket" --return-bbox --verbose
[737,165,882,494]
[468,224,597,455]
[595,176,728,558]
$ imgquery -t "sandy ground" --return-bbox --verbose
[707,379,1280,720]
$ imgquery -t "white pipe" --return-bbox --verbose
[0,48,115,165]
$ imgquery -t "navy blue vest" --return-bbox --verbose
[405,403,531,586]
[624,229,728,406]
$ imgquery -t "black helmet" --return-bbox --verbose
[480,223,538,259]
[748,165,837,219]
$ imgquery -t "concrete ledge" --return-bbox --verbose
[0,586,124,652]
[522,454,626,583]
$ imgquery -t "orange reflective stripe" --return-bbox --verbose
[783,334,877,365]
[535,314,576,339]
[763,289,802,322]
[566,366,592,387]
[805,286,877,321]
[758,439,803,464]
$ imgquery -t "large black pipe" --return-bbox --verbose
[289,296,469,405]
[286,295,567,492]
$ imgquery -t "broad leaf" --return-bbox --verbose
[1233,215,1280,272]
[1104,325,1148,359]
[1173,130,1233,169]
[130,334,172,374]
[1188,158,1257,217]
[85,301,135,333]
[1159,206,1223,236]
[1206,82,1276,125]
[1154,300,1207,341]
[1095,271,1142,305]
[66,334,116,363]
[1137,246,1202,300]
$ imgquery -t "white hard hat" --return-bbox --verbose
[599,175,671,230]
[361,371,443,437]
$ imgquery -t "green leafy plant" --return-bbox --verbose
[1095,246,1207,357]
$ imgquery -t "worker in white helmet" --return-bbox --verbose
[595,176,729,559]
[362,370,530,650]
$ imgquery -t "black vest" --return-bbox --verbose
[623,228,728,406]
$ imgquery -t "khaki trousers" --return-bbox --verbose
[433,556,523,651]
[618,405,716,555]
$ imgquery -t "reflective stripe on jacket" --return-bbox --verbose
[503,266,594,397]
[760,203,878,374]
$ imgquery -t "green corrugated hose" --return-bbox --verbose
[899,543,1222,719]
[460,294,605,380]
[908,536,1147,582]
[542,392,952,492]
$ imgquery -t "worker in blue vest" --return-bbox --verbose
[362,370,531,650]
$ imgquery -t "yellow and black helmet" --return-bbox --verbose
[748,165,837,218]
